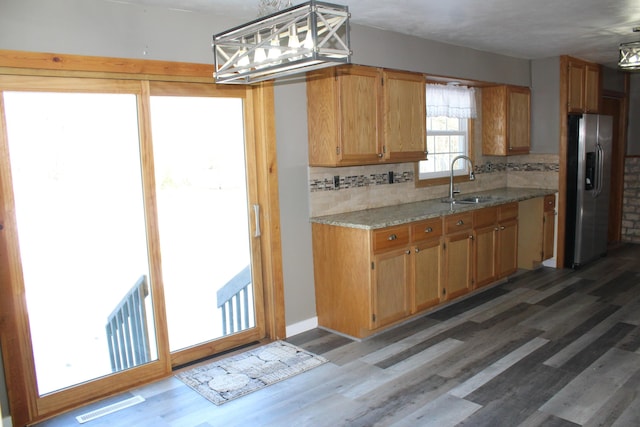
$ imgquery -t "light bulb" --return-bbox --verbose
[254,33,267,67]
[287,24,301,61]
[236,37,250,69]
[302,18,314,57]
[268,31,282,65]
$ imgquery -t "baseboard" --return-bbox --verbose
[3,416,12,427]
[286,317,318,337]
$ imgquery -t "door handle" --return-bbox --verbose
[253,204,261,237]
[594,143,604,198]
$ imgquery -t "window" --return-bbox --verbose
[419,116,470,180]
[416,84,477,186]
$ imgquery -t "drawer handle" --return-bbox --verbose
[500,226,506,230]
[456,220,464,226]
[425,227,433,233]
[388,234,397,241]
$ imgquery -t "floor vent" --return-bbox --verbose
[75,395,145,424]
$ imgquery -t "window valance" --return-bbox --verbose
[426,83,477,119]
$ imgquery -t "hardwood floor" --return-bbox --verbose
[35,244,640,426]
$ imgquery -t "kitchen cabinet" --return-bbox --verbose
[518,194,556,269]
[482,85,530,155]
[542,194,556,260]
[442,212,474,300]
[566,57,600,113]
[312,199,530,338]
[306,65,426,166]
[411,218,443,312]
[307,65,381,166]
[496,203,519,278]
[382,69,427,162]
[473,203,518,288]
[371,226,411,328]
[473,207,498,288]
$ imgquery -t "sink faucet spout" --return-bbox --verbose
[449,155,475,201]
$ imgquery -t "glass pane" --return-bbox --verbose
[150,96,254,352]
[3,92,156,395]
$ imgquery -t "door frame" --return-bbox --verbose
[0,49,285,426]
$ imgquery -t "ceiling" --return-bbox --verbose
[118,0,640,67]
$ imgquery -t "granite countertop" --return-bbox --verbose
[310,187,556,230]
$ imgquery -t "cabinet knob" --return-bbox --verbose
[494,227,499,231]
[388,234,397,241]
[469,235,474,240]
[500,226,506,230]
[378,153,383,158]
[405,250,411,255]
[415,248,420,253]
[456,220,464,226]
[425,227,433,233]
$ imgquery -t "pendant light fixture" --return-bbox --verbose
[212,1,351,84]
[618,27,640,71]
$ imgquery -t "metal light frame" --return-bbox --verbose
[619,41,640,71]
[212,0,351,84]
[619,27,640,71]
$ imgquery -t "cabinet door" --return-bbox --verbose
[414,239,442,312]
[584,64,600,113]
[474,224,497,288]
[542,210,555,260]
[508,87,530,154]
[567,61,585,113]
[337,66,382,164]
[372,248,410,328]
[443,232,473,300]
[382,70,426,162]
[497,219,518,278]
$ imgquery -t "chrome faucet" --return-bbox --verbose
[448,155,475,201]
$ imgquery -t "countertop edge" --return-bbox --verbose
[310,188,557,229]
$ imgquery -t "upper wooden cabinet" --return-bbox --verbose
[306,65,426,166]
[381,69,427,162]
[566,56,601,113]
[482,85,531,156]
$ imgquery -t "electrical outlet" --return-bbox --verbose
[388,171,394,183]
[333,175,340,189]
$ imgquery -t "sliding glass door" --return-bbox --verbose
[0,76,266,421]
[3,90,158,395]
[147,83,264,365]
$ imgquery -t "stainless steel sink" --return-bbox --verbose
[442,195,495,204]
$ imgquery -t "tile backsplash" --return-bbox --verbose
[309,154,559,217]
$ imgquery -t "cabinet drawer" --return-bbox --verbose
[544,194,556,212]
[411,218,443,242]
[373,225,410,253]
[444,212,473,234]
[498,202,518,221]
[473,207,497,228]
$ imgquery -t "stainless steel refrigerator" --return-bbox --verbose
[565,113,613,268]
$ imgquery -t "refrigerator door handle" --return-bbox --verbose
[594,143,604,198]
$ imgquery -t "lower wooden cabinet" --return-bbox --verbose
[473,203,518,288]
[312,200,524,339]
[372,247,411,329]
[442,212,474,300]
[518,195,556,269]
[411,218,443,312]
[542,195,556,260]
[497,204,519,278]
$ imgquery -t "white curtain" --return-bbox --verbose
[426,84,477,118]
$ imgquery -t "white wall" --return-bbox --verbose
[531,57,561,154]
